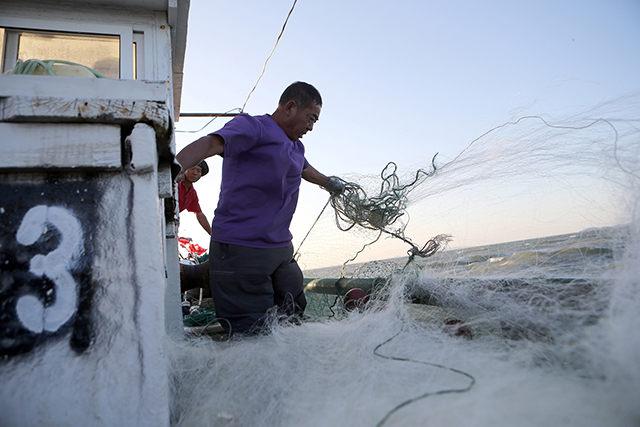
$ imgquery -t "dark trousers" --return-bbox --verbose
[209,241,306,335]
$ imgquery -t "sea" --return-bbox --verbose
[304,225,626,280]
[303,226,626,321]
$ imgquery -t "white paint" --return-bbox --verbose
[126,123,158,173]
[0,75,167,101]
[157,165,174,198]
[15,205,82,333]
[163,236,183,337]
[0,1,186,424]
[133,31,146,80]
[124,124,173,423]
[1,173,173,426]
[0,123,121,170]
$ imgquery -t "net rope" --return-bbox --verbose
[297,154,451,274]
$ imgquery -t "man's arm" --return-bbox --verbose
[302,164,345,195]
[302,164,330,187]
[196,212,212,235]
[176,134,224,172]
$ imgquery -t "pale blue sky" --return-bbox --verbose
[176,0,640,264]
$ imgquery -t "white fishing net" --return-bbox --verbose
[167,95,640,426]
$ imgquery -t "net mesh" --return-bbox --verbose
[168,95,640,427]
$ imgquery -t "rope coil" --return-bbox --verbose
[325,154,450,270]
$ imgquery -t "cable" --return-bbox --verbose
[374,328,476,427]
[176,0,300,134]
[293,197,331,261]
[240,0,299,112]
[340,230,383,277]
[328,295,340,318]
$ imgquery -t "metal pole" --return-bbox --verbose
[179,112,241,118]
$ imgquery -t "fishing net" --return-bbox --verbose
[168,95,640,426]
[297,96,640,274]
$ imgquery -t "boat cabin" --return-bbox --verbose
[0,1,190,424]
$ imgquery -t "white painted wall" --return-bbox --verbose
[0,124,172,426]
[0,2,188,424]
[0,123,121,169]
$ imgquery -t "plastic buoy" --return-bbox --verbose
[443,318,473,339]
[343,288,369,311]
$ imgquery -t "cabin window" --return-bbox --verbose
[1,28,138,79]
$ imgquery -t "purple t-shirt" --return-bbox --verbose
[211,114,309,248]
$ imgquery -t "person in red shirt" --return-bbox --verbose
[178,160,211,235]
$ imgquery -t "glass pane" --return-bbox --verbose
[18,31,120,79]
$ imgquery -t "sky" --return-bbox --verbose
[175,0,640,267]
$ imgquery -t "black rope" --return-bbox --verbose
[340,230,383,277]
[241,0,299,112]
[293,198,331,261]
[176,0,300,133]
[327,295,340,318]
[373,328,476,427]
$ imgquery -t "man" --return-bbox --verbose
[178,161,212,235]
[176,81,344,334]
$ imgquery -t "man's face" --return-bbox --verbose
[286,101,321,141]
[185,165,202,183]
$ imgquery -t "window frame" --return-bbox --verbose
[132,31,145,80]
[0,16,134,79]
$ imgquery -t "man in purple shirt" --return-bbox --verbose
[176,82,344,334]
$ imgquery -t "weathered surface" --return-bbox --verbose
[0,96,171,141]
[0,75,166,101]
[0,131,171,426]
[0,95,175,168]
[125,123,159,173]
[0,122,121,169]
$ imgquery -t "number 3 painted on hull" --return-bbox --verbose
[15,205,83,333]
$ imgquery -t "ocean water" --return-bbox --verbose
[305,225,626,281]
[170,222,640,426]
[304,226,625,320]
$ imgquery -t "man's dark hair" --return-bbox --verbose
[279,81,322,108]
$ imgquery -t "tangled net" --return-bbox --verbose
[322,155,450,271]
